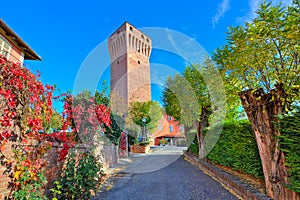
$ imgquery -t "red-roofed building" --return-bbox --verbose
[153,114,186,146]
[0,19,41,63]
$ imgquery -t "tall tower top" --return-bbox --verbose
[108,22,152,61]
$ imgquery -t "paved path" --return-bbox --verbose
[94,147,238,200]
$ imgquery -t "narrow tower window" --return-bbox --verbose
[132,36,135,49]
[129,34,131,48]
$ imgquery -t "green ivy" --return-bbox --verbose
[51,148,103,200]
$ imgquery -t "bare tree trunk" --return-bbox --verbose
[238,84,288,200]
[194,121,205,159]
[194,106,211,159]
[183,125,192,146]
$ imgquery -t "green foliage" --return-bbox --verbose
[189,121,264,178]
[51,148,103,200]
[162,72,199,127]
[163,60,226,157]
[127,127,140,145]
[42,109,62,133]
[49,110,63,131]
[13,170,47,200]
[103,113,123,145]
[159,138,168,145]
[279,107,300,193]
[163,59,227,125]
[213,1,300,109]
[138,141,150,146]
[95,82,124,145]
[188,136,199,155]
[50,181,62,200]
[95,81,110,106]
[129,101,163,134]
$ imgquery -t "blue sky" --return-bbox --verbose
[1,0,293,111]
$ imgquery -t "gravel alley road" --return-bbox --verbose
[94,146,239,200]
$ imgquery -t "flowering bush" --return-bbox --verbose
[50,91,111,199]
[59,91,111,147]
[0,55,59,199]
[0,56,111,199]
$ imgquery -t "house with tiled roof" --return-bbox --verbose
[153,114,186,146]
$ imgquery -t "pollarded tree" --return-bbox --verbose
[183,65,211,159]
[162,59,226,158]
[213,1,300,198]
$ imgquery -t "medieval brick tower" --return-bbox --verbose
[108,22,152,114]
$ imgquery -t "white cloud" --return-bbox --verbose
[212,0,231,28]
[239,0,294,23]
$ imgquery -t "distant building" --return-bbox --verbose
[0,19,41,63]
[108,22,152,115]
[153,114,186,146]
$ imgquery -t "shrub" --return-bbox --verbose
[51,148,103,200]
[138,141,150,146]
[279,107,300,193]
[188,120,264,178]
[159,138,168,145]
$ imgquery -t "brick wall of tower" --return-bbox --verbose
[110,53,128,114]
[127,49,151,103]
[108,22,152,115]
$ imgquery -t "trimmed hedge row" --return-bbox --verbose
[188,120,264,178]
[279,108,300,193]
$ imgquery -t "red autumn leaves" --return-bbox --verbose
[0,55,112,161]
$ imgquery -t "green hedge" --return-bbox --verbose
[188,120,264,178]
[279,108,300,193]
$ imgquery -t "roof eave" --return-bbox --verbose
[0,19,41,61]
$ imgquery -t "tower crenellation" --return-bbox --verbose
[108,22,151,60]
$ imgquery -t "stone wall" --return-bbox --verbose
[97,144,119,169]
[0,142,120,199]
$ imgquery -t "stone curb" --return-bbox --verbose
[184,151,272,200]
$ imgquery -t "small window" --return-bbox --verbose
[117,61,119,64]
[138,60,140,64]
[141,34,144,39]
[168,116,172,120]
[158,125,162,131]
[0,36,11,59]
[169,125,173,132]
[146,38,149,43]
[130,26,133,31]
